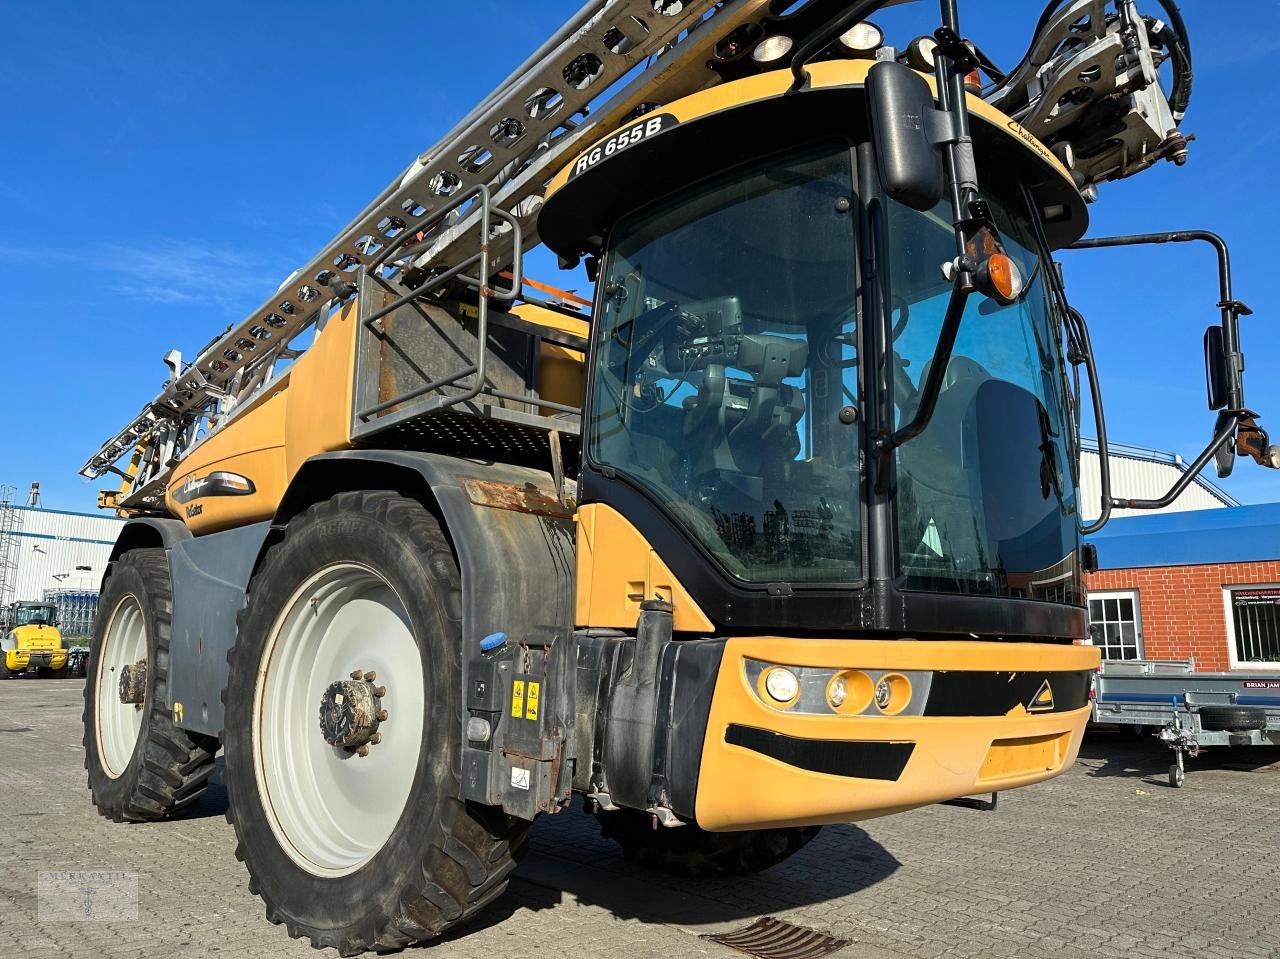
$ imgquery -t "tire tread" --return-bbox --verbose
[224,492,526,953]
[83,548,218,823]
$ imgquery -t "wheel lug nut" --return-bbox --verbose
[377,709,389,722]
[350,669,363,680]
[363,670,377,682]
[374,685,386,698]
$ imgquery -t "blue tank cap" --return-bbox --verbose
[479,632,507,652]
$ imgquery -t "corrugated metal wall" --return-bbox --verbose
[1079,448,1233,520]
[8,506,123,604]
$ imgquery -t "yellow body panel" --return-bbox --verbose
[7,623,67,671]
[544,59,1073,202]
[510,303,588,416]
[163,299,588,535]
[575,503,714,633]
[167,301,362,533]
[694,638,1099,830]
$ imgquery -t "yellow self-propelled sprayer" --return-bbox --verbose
[78,0,1277,951]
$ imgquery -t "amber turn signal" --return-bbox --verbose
[976,252,1023,305]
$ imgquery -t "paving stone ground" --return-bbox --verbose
[2,677,1277,958]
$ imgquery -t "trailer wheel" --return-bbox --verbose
[596,808,820,877]
[1168,763,1185,788]
[222,491,527,954]
[1199,705,1268,732]
[83,549,219,822]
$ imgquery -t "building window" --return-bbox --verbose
[1226,586,1280,667]
[1087,590,1143,660]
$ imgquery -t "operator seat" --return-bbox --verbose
[682,333,808,479]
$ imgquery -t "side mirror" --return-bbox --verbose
[1203,324,1228,411]
[866,61,946,211]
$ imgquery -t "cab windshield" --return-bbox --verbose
[886,177,1082,603]
[15,604,55,626]
[590,144,862,584]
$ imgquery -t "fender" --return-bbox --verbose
[289,452,578,818]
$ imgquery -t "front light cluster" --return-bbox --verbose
[750,660,919,716]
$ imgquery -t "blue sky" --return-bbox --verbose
[2,0,1277,511]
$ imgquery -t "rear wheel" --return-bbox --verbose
[83,549,218,821]
[596,808,820,877]
[222,491,527,954]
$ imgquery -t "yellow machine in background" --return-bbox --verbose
[1,601,67,678]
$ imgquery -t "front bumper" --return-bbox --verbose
[694,638,1098,830]
[6,649,67,671]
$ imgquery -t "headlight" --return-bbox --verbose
[837,21,883,56]
[751,34,794,64]
[762,666,800,704]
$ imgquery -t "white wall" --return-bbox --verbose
[7,506,123,603]
[1079,447,1234,521]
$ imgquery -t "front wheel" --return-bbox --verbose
[83,549,218,821]
[222,492,527,954]
[596,808,820,877]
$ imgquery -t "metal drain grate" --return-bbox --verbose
[702,916,849,959]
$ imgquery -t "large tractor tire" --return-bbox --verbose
[83,549,219,822]
[596,808,820,877]
[222,491,528,955]
[0,656,12,680]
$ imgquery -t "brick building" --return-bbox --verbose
[1087,503,1280,672]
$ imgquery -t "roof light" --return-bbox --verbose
[904,35,937,72]
[751,34,794,64]
[837,21,882,55]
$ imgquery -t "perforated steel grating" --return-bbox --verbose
[702,916,849,959]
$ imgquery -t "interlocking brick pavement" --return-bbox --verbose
[2,677,1277,958]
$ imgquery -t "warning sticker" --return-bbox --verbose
[525,681,540,721]
[511,680,525,719]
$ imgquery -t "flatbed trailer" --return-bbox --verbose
[1091,659,1280,786]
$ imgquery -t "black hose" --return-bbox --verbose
[1153,0,1193,119]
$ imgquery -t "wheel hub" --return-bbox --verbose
[118,659,147,706]
[317,670,388,756]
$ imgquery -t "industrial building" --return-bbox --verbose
[1088,505,1280,671]
[1073,441,1276,672]
[1079,438,1237,519]
[0,488,123,640]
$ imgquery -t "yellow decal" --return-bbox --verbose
[173,702,184,723]
[525,681,540,721]
[511,680,525,718]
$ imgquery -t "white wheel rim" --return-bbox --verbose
[253,563,425,878]
[95,595,147,779]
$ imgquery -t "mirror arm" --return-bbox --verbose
[1111,420,1239,513]
[933,6,981,267]
[1069,231,1250,411]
